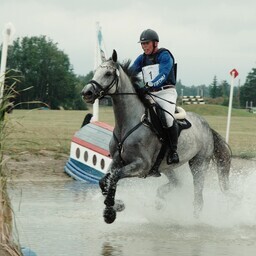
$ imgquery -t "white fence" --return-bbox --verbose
[182,96,205,105]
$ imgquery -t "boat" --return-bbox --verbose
[64,118,113,183]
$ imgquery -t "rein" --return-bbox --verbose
[113,120,145,164]
[88,63,173,164]
[89,75,119,99]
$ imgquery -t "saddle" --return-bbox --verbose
[145,103,191,142]
[143,102,191,176]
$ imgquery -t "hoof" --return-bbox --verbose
[193,205,202,219]
[193,211,199,219]
[104,206,116,224]
[155,198,165,210]
[114,200,125,212]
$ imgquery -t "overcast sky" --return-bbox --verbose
[1,0,256,88]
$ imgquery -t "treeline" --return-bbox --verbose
[176,76,241,108]
[1,36,255,109]
[2,36,91,110]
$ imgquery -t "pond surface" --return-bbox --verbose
[9,161,256,256]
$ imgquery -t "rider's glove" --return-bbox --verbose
[145,81,154,87]
[139,87,149,94]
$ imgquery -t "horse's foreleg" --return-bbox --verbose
[99,173,111,196]
[103,172,119,224]
[103,158,146,224]
[99,157,123,196]
[99,172,125,223]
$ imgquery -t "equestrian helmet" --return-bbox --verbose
[138,29,159,43]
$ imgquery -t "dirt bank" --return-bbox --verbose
[6,151,256,182]
[7,150,70,182]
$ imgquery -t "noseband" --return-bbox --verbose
[88,64,119,99]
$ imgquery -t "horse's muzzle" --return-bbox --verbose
[81,87,96,104]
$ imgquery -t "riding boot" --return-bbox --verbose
[166,122,179,165]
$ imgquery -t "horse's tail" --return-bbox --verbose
[211,128,232,192]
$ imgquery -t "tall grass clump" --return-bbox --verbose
[0,74,22,256]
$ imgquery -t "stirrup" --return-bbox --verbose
[151,170,161,177]
[148,167,161,177]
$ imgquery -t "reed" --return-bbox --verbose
[0,74,22,255]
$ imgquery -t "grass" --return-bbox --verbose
[5,104,256,158]
[184,105,256,158]
[182,104,253,117]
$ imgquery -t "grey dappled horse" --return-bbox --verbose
[81,50,231,224]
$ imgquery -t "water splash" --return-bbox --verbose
[102,158,256,230]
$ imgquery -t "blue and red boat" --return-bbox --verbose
[64,120,113,183]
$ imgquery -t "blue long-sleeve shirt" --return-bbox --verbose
[131,50,174,88]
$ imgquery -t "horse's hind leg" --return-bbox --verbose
[155,170,179,210]
[189,156,210,218]
[157,170,179,199]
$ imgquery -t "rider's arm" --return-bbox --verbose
[150,51,173,88]
[131,54,143,74]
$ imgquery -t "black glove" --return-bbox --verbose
[139,87,149,94]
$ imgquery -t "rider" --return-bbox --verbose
[131,29,179,167]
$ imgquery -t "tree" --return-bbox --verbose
[2,36,78,109]
[219,80,229,98]
[209,76,221,98]
[240,68,256,108]
[72,72,93,110]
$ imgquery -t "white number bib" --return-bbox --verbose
[142,64,159,84]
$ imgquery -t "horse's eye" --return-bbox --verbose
[105,71,112,77]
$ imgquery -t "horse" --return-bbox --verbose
[81,50,231,224]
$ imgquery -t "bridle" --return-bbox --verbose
[87,64,120,99]
[87,63,141,99]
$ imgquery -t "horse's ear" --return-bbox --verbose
[100,49,106,62]
[112,49,117,63]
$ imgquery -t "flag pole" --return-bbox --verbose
[92,22,100,121]
[0,23,15,104]
[91,22,107,122]
[225,69,238,143]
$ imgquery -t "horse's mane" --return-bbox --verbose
[119,59,148,103]
[119,59,141,89]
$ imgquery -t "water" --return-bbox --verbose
[9,160,256,256]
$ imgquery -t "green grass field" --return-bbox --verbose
[5,104,256,158]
